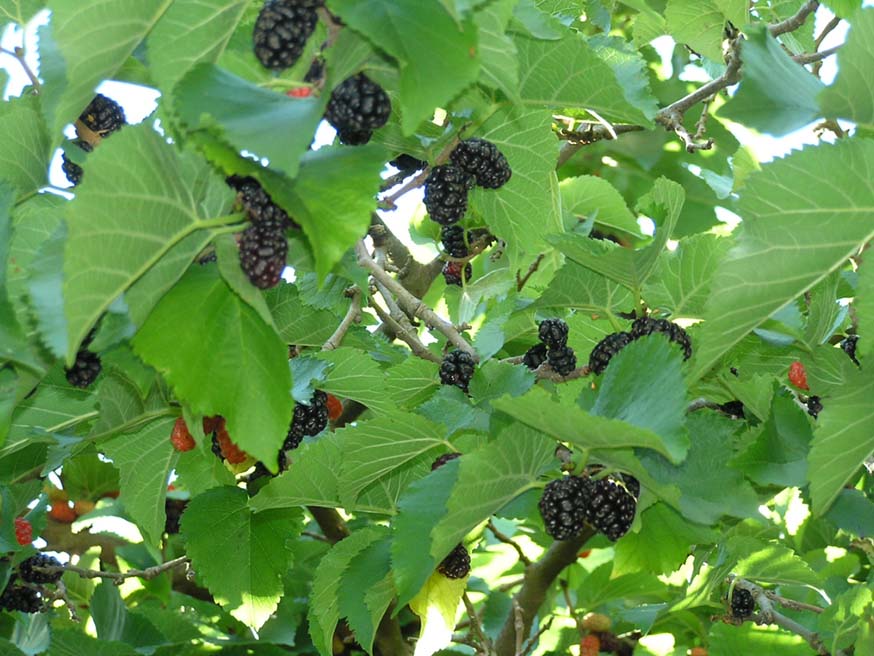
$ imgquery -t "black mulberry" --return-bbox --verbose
[730,587,755,618]
[547,345,577,376]
[840,334,859,366]
[239,218,288,289]
[164,498,188,535]
[431,452,461,470]
[522,343,547,370]
[538,318,569,349]
[439,350,476,392]
[325,73,391,145]
[390,154,427,176]
[284,390,328,450]
[61,154,83,186]
[437,543,471,579]
[807,395,823,418]
[630,317,692,360]
[65,332,102,389]
[585,476,636,541]
[442,260,472,287]
[253,0,320,71]
[423,165,474,225]
[440,225,469,258]
[18,554,62,584]
[588,332,634,375]
[0,578,41,613]
[450,138,512,189]
[539,475,591,540]
[227,176,297,227]
[78,94,125,137]
[718,400,745,419]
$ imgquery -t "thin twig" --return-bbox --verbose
[36,556,190,584]
[560,579,585,639]
[302,530,332,543]
[513,601,525,656]
[534,363,590,382]
[322,287,362,351]
[463,593,494,655]
[814,15,842,50]
[556,125,644,167]
[693,96,714,140]
[768,0,819,36]
[516,254,545,292]
[792,44,841,65]
[0,46,40,92]
[488,521,533,567]
[48,580,80,622]
[381,168,430,210]
[687,398,722,413]
[356,240,476,357]
[520,617,553,656]
[370,299,441,363]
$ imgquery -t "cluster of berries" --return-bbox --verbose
[523,318,577,376]
[439,350,477,393]
[422,139,511,286]
[0,553,64,614]
[64,328,102,389]
[538,470,639,542]
[589,316,692,375]
[62,94,126,187]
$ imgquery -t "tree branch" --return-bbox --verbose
[463,593,495,655]
[356,240,476,357]
[36,556,190,583]
[0,45,40,92]
[516,254,545,292]
[768,0,819,37]
[370,298,442,363]
[494,528,596,656]
[322,287,362,351]
[792,44,841,65]
[488,521,533,567]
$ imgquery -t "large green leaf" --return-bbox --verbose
[0,0,44,24]
[535,260,633,315]
[718,26,824,136]
[665,0,747,61]
[132,267,293,470]
[819,8,874,129]
[0,94,49,196]
[328,0,480,134]
[63,124,234,356]
[691,140,874,381]
[181,486,300,629]
[560,175,642,238]
[475,0,519,99]
[727,536,820,586]
[315,347,394,415]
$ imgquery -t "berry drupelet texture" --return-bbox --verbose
[390,154,427,176]
[79,94,126,136]
[65,331,102,388]
[547,345,577,376]
[19,554,63,584]
[841,334,860,366]
[284,391,328,450]
[807,395,823,418]
[325,73,391,145]
[440,225,469,258]
[630,317,692,360]
[442,260,472,287]
[0,578,41,613]
[450,138,512,189]
[522,343,548,370]
[439,350,476,392]
[437,543,471,579]
[239,218,288,289]
[423,165,474,225]
[538,318,569,349]
[253,0,320,71]
[585,476,636,541]
[227,176,297,227]
[588,332,634,375]
[431,452,461,470]
[539,475,591,541]
[730,588,755,618]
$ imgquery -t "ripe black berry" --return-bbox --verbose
[284,390,328,450]
[538,318,569,349]
[450,138,511,189]
[522,343,547,370]
[621,474,640,499]
[325,73,391,146]
[440,225,469,258]
[437,543,471,579]
[303,55,325,83]
[78,94,125,136]
[442,260,472,287]
[423,165,474,225]
[239,218,288,289]
[807,395,822,418]
[18,554,62,584]
[227,176,297,227]
[439,350,476,392]
[164,498,188,535]
[0,578,41,613]
[249,450,289,482]
[431,452,461,470]
[718,400,745,419]
[539,476,591,540]
[730,587,755,618]
[588,332,634,375]
[630,317,692,360]
[585,476,636,541]
[65,331,101,388]
[253,0,320,71]
[62,153,84,186]
[547,345,577,376]
[840,334,859,366]
[390,154,427,176]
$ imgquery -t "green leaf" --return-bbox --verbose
[592,337,689,462]
[516,33,651,124]
[808,365,874,515]
[339,412,448,507]
[315,347,394,415]
[475,0,520,99]
[384,357,441,409]
[63,124,234,356]
[61,452,120,501]
[535,260,633,315]
[174,63,325,178]
[691,140,874,381]
[493,385,686,463]
[817,585,872,653]
[560,175,642,238]
[266,283,340,347]
[468,359,535,404]
[642,233,732,318]
[337,535,394,654]
[44,629,138,656]
[819,8,874,129]
[0,0,44,25]
[824,488,874,538]
[147,0,250,97]
[132,267,292,470]
[181,486,300,629]
[308,526,386,656]
[102,417,178,546]
[718,27,824,136]
[25,222,67,358]
[708,623,808,656]
[665,0,745,61]
[727,536,820,586]
[613,503,718,576]
[0,93,49,195]
[328,0,480,134]
[42,0,171,142]
[215,233,276,328]
[589,34,659,121]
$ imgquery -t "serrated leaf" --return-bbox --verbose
[718,26,824,136]
[0,93,49,195]
[339,412,448,506]
[825,488,874,538]
[308,526,386,656]
[102,417,178,546]
[808,365,874,515]
[25,222,66,358]
[665,0,743,61]
[132,267,292,470]
[691,140,874,381]
[63,124,235,356]
[535,260,633,314]
[468,359,535,403]
[338,535,394,654]
[560,175,642,238]
[727,536,820,586]
[315,347,393,414]
[266,283,339,347]
[181,486,300,629]
[589,34,659,121]
[475,0,519,99]
[385,358,441,409]
[819,8,874,129]
[410,571,466,656]
[44,629,138,656]
[328,0,479,134]
[0,0,44,25]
